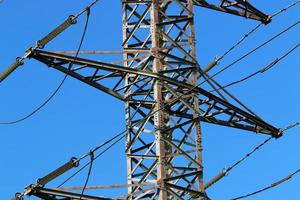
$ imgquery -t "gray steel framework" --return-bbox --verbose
[14,1,281,200]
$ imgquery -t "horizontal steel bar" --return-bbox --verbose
[29,187,112,200]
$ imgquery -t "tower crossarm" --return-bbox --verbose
[20,186,112,200]
[190,0,271,24]
[29,49,281,137]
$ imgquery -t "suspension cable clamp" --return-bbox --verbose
[12,193,24,200]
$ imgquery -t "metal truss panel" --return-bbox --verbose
[123,1,203,199]
[29,50,280,137]
[24,187,112,200]
[191,0,271,24]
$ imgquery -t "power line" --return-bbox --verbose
[215,23,263,64]
[231,168,300,200]
[281,121,300,132]
[201,18,300,86]
[75,0,101,19]
[57,116,299,193]
[270,0,300,18]
[230,121,299,171]
[209,0,300,67]
[15,124,127,199]
[79,152,94,200]
[57,131,126,187]
[210,40,300,92]
[0,7,91,125]
[205,122,300,190]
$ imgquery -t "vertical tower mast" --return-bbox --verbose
[123,0,204,198]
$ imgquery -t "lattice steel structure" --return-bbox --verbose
[8,1,281,200]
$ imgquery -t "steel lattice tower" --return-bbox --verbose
[122,1,203,199]
[4,1,282,200]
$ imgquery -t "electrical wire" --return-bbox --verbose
[57,132,126,187]
[214,0,300,64]
[216,23,263,63]
[75,0,100,19]
[205,121,300,190]
[56,102,300,190]
[210,40,300,92]
[231,168,300,200]
[0,77,66,125]
[226,137,272,174]
[227,121,300,174]
[79,152,94,200]
[0,7,91,125]
[270,0,300,18]
[9,8,93,200]
[200,18,300,86]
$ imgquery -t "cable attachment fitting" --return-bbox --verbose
[85,7,91,16]
[37,15,77,49]
[204,168,228,190]
[202,58,219,73]
[277,128,284,138]
[12,193,23,200]
[260,58,279,73]
[89,151,95,161]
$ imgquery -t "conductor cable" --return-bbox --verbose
[205,121,300,190]
[210,40,300,92]
[201,18,300,86]
[0,8,91,125]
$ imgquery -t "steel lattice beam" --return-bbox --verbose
[23,187,112,200]
[191,0,271,24]
[29,50,280,137]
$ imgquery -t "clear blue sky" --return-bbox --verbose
[0,1,299,199]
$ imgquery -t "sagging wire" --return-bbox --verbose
[231,168,300,200]
[14,127,126,200]
[79,151,94,200]
[0,5,93,125]
[203,0,300,80]
[201,17,300,86]
[205,122,300,190]
[210,40,300,92]
[0,0,102,82]
[55,100,156,188]
[56,130,126,188]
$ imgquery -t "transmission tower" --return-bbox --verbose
[2,1,282,200]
